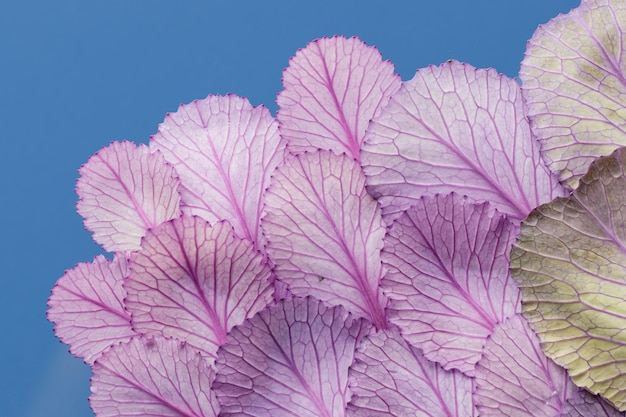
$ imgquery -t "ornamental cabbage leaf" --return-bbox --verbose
[348,325,475,417]
[381,194,520,375]
[262,150,388,329]
[90,336,219,417]
[511,147,626,410]
[47,254,135,364]
[521,0,626,188]
[474,314,620,417]
[277,36,401,160]
[362,61,563,223]
[214,296,368,417]
[76,140,181,252]
[125,216,274,359]
[150,94,285,247]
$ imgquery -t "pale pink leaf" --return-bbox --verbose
[474,314,574,416]
[382,194,521,375]
[348,325,476,417]
[90,336,219,417]
[262,150,387,329]
[125,216,274,359]
[277,36,401,160]
[214,296,369,417]
[47,254,135,364]
[76,140,181,252]
[362,61,564,222]
[150,94,285,246]
[476,314,625,415]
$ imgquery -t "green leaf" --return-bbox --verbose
[511,146,626,411]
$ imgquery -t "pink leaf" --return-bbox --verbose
[361,61,564,222]
[125,216,274,359]
[90,336,219,417]
[277,36,401,160]
[563,390,626,417]
[474,314,573,416]
[475,312,625,416]
[348,326,476,417]
[381,194,520,375]
[262,150,387,329]
[214,296,369,417]
[76,140,181,252]
[150,94,285,247]
[47,254,135,364]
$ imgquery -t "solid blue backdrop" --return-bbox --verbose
[0,1,579,416]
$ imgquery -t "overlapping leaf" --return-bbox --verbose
[474,314,623,416]
[90,336,219,417]
[262,150,387,329]
[277,36,401,160]
[511,147,626,410]
[125,216,274,359]
[362,61,563,222]
[564,390,626,417]
[474,314,573,416]
[382,194,520,375]
[47,254,135,364]
[214,296,368,417]
[521,0,626,188]
[151,94,285,246]
[76,140,181,252]
[348,325,475,417]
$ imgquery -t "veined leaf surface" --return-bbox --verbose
[511,147,626,410]
[521,0,626,188]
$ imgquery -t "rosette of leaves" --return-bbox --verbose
[47,1,626,415]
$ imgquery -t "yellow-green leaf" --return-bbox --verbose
[521,0,626,189]
[511,146,626,411]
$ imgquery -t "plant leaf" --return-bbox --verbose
[474,314,574,417]
[381,194,520,375]
[511,147,626,411]
[90,336,219,417]
[76,140,181,252]
[520,0,626,188]
[563,390,626,417]
[213,296,368,417]
[362,61,563,222]
[277,36,401,160]
[125,216,274,359]
[348,325,475,417]
[150,94,285,246]
[47,254,135,364]
[262,150,387,329]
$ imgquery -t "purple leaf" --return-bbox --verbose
[90,336,219,417]
[214,296,369,417]
[125,216,274,359]
[520,0,626,188]
[381,194,520,375]
[361,61,564,222]
[474,314,573,417]
[76,140,181,252]
[277,36,401,160]
[563,390,626,417]
[150,94,285,247]
[262,150,388,329]
[47,254,135,364]
[348,325,476,417]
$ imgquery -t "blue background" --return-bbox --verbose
[1,1,579,416]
